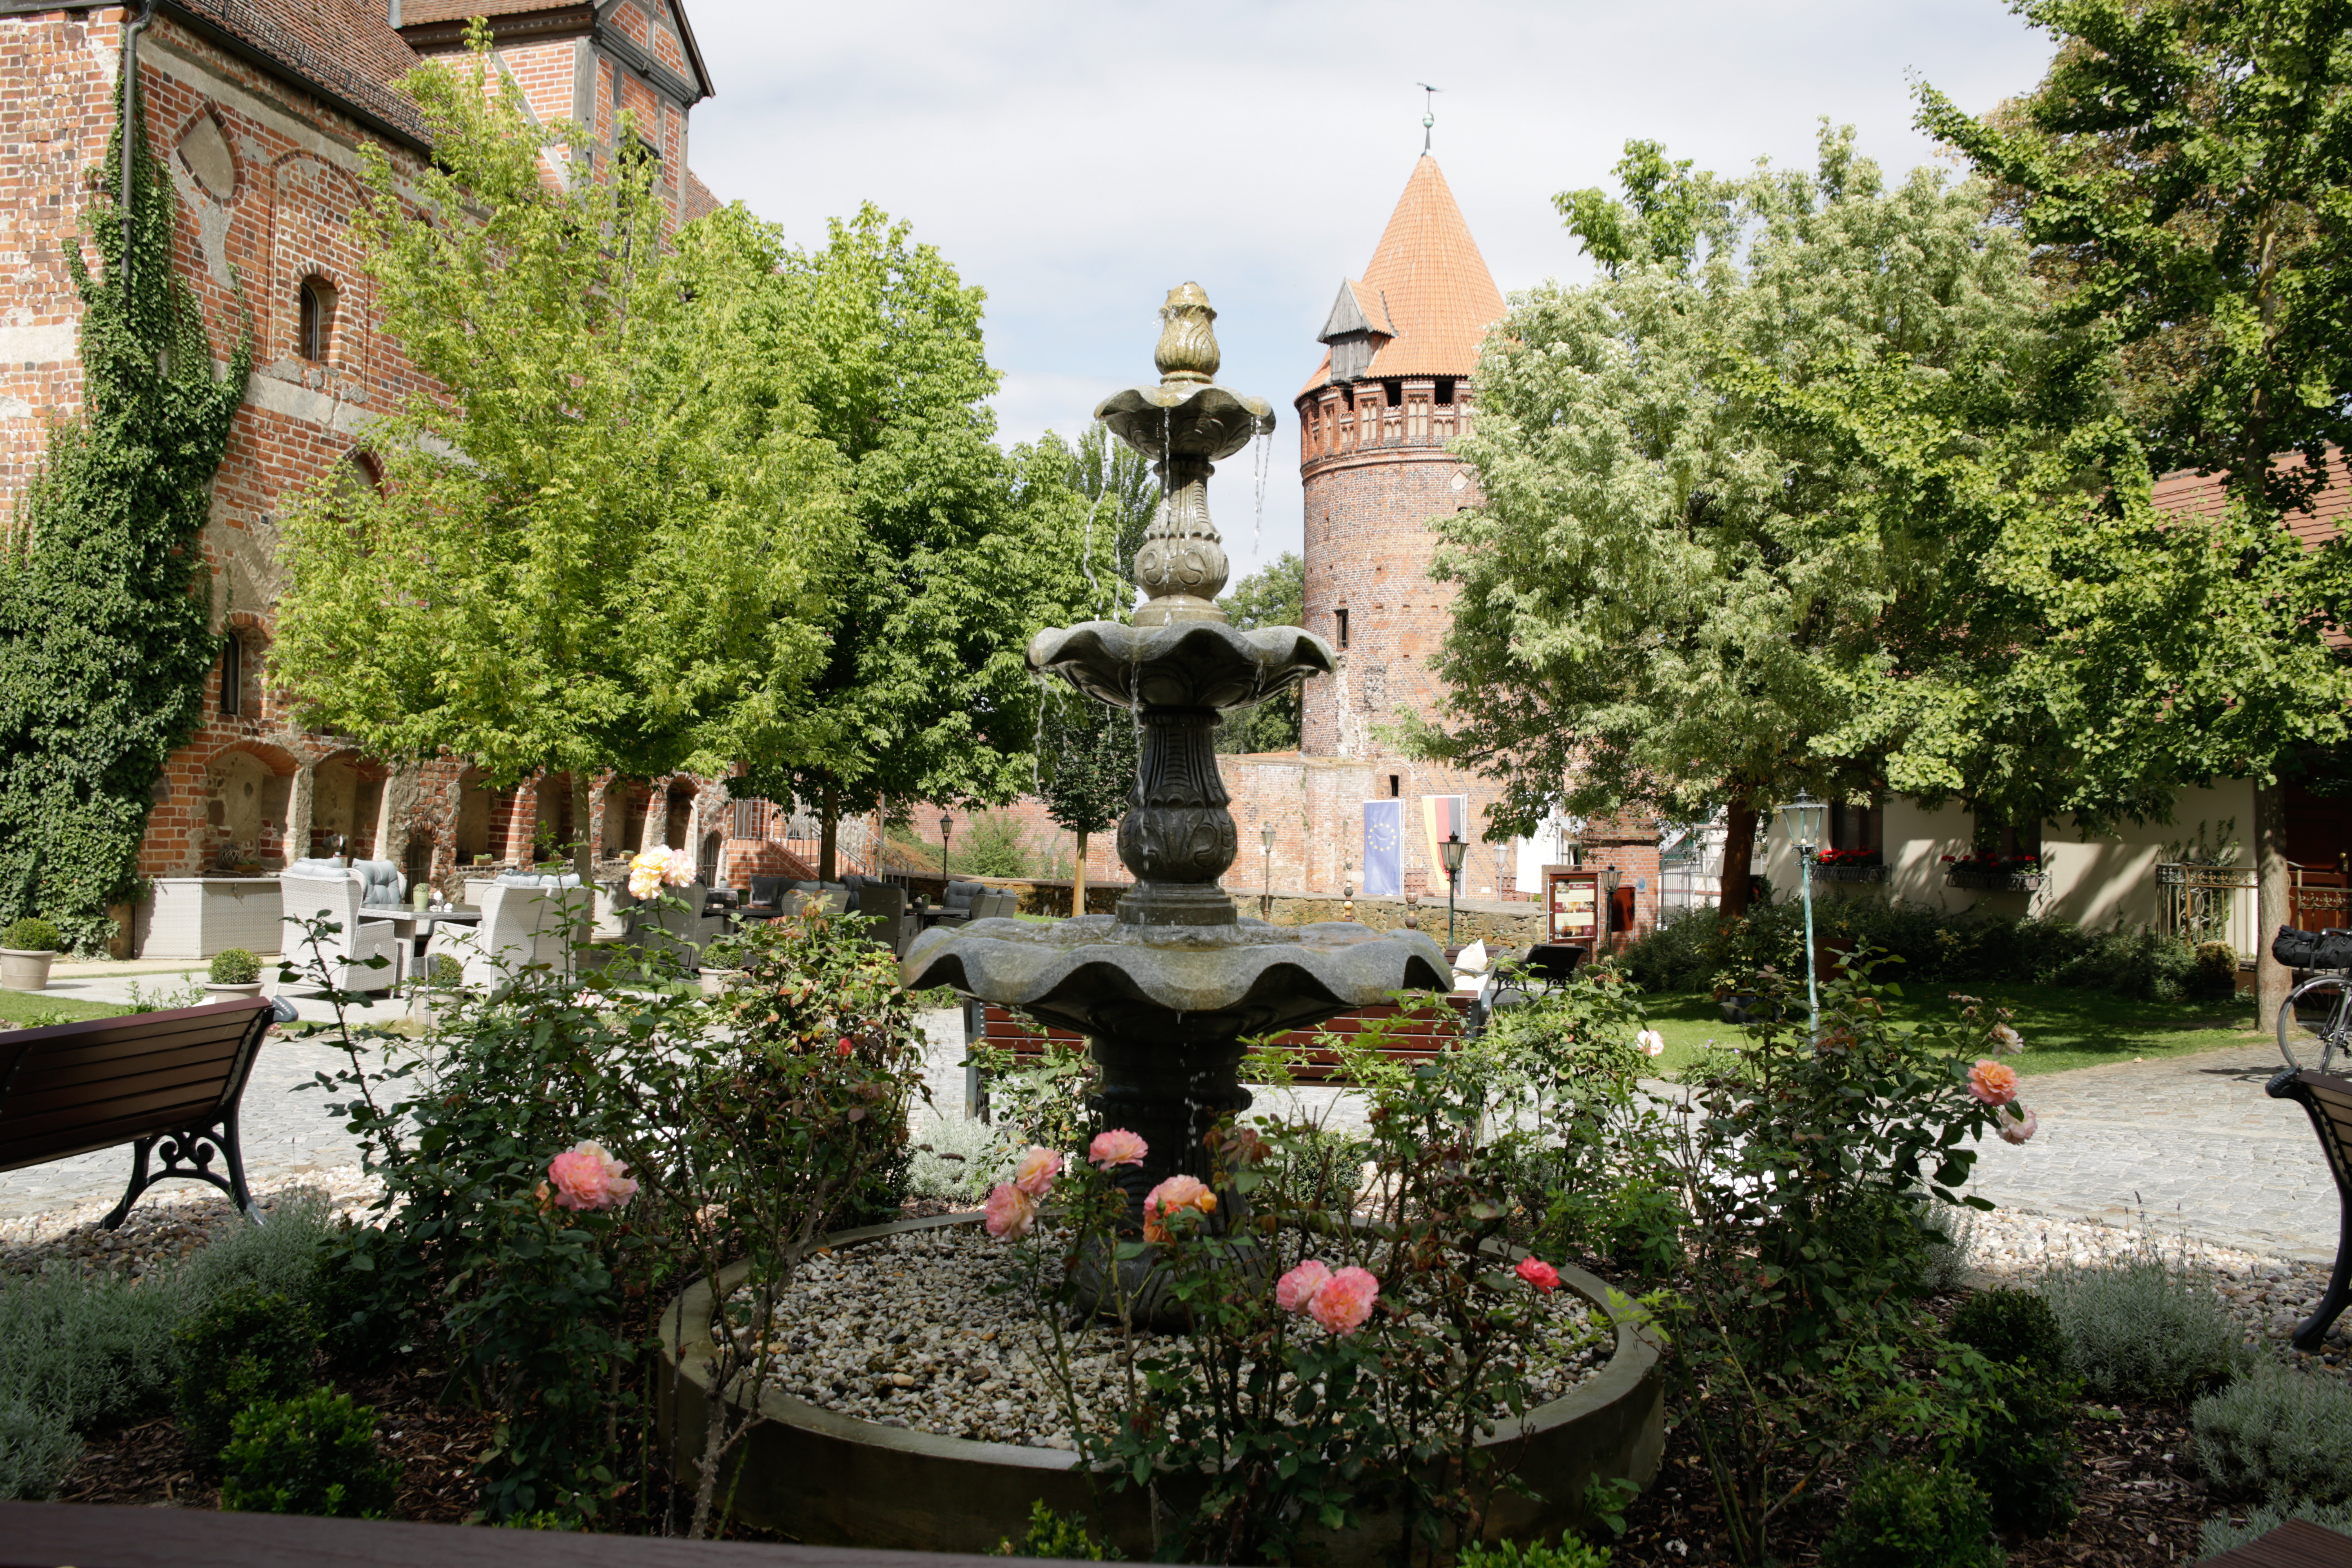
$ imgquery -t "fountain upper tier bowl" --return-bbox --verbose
[1094,380,1273,463]
[904,915,1447,1042]
[1027,618,1333,712]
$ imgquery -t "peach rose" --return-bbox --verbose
[1967,1058,2020,1107]
[1088,1128,1147,1170]
[1637,1029,1666,1058]
[1012,1145,1063,1198]
[1142,1174,1216,1242]
[1996,1102,2039,1145]
[1516,1256,1561,1294]
[1276,1259,1333,1314]
[1989,1023,2024,1055]
[1307,1265,1380,1336]
[545,1141,638,1212]
[984,1181,1038,1239]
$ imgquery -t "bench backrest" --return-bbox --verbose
[0,999,272,1172]
[971,997,1472,1088]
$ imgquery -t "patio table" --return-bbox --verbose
[369,907,483,960]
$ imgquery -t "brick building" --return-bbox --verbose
[0,0,791,957]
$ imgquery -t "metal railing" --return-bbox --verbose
[2156,862,2259,955]
[724,797,879,878]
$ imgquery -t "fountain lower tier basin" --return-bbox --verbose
[658,1213,1665,1559]
[902,915,1448,1041]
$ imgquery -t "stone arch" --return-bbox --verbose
[662,778,696,851]
[200,741,301,871]
[172,105,240,204]
[310,747,390,861]
[453,766,517,868]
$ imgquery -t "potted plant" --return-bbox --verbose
[0,918,61,992]
[203,947,264,1000]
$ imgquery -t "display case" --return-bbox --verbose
[1543,865,1620,946]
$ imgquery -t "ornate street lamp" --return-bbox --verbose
[1260,822,1275,920]
[939,811,953,883]
[1777,790,1828,1027]
[1440,832,1468,949]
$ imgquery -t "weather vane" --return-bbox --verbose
[1418,82,1441,153]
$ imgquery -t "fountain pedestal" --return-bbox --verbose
[904,285,1446,1303]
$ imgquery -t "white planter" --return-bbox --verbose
[0,949,55,992]
[699,968,746,997]
[202,982,264,1001]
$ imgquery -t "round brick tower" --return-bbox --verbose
[1296,155,1506,758]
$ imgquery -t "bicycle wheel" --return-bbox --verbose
[2279,973,2352,1073]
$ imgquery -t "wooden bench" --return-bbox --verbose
[962,996,1474,1110]
[0,998,274,1230]
[2269,1067,2352,1351]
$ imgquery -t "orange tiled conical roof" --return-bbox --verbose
[1302,155,1505,394]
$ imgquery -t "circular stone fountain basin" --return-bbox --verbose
[658,1214,1664,1558]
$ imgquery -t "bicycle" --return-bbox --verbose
[2274,926,2352,1072]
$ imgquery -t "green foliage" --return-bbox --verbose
[173,1282,320,1465]
[959,812,1034,878]
[0,918,59,953]
[2193,1365,2352,1503]
[0,94,248,950]
[1933,1349,2081,1537]
[1819,1462,2003,1568]
[0,1400,80,1503]
[1216,552,1306,755]
[2202,1499,2352,1559]
[1035,683,1135,845]
[2191,942,2240,1002]
[208,947,260,985]
[2036,1254,2253,1401]
[1063,421,1158,606]
[219,1388,399,1519]
[1949,1288,2067,1377]
[429,953,464,989]
[0,1267,180,1433]
[1456,1535,1613,1568]
[271,36,845,876]
[988,1500,1123,1560]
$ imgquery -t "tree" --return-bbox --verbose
[1065,421,1158,612]
[271,36,845,877]
[0,98,250,949]
[734,223,1093,878]
[1215,552,1305,755]
[1035,682,1135,915]
[1918,0,2352,1009]
[1415,128,2049,915]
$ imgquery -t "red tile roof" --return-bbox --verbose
[2152,451,2351,552]
[1303,156,1505,394]
[681,167,719,223]
[171,0,427,143]
[398,0,559,20]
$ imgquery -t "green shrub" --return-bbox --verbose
[1820,1462,2003,1568]
[2036,1255,2252,1401]
[2193,1365,2352,1503]
[2189,941,2240,1002]
[1939,1353,2080,1537]
[0,1266,181,1431]
[1545,1179,1686,1278]
[1456,1535,1613,1568]
[1923,1202,1980,1293]
[2201,1499,2352,1558]
[218,1388,398,1518]
[172,1194,329,1311]
[1950,1287,2067,1376]
[988,1500,1123,1559]
[428,953,463,988]
[207,947,260,985]
[173,1281,319,1463]
[1,918,60,953]
[0,1399,81,1501]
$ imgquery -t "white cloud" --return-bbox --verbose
[683,0,2056,582]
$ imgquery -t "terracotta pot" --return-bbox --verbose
[0,949,54,992]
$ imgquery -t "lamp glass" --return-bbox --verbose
[1778,790,1826,852]
[940,812,953,836]
[1439,833,1467,875]
[1261,824,1275,851]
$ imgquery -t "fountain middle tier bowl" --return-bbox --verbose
[902,915,1448,1042]
[1027,618,1334,712]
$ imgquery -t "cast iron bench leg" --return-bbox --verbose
[2272,1069,2352,1352]
[99,1103,261,1231]
[2296,1203,2352,1353]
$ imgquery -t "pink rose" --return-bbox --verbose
[1307,1265,1380,1336]
[1516,1256,1561,1294]
[1637,1029,1666,1058]
[1142,1174,1216,1242]
[1089,1128,1147,1170]
[1967,1058,2020,1107]
[835,1036,854,1058]
[1997,1102,2039,1145]
[1989,1023,2024,1055]
[1012,1145,1062,1198]
[545,1140,637,1212]
[1276,1259,1333,1314]
[984,1181,1038,1239]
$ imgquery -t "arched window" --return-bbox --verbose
[219,633,242,716]
[297,276,336,363]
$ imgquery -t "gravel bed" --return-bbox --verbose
[0,1167,381,1283]
[746,1222,1608,1450]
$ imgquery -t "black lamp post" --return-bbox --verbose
[1777,790,1828,1027]
[1440,832,1468,949]
[1260,822,1275,920]
[939,811,953,882]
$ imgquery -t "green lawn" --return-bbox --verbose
[0,991,131,1027]
[1634,981,2263,1080]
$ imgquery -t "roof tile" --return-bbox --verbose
[1302,156,1504,394]
[174,0,427,142]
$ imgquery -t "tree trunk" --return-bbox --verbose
[572,772,595,882]
[1719,791,1759,919]
[2258,773,2291,1021]
[1072,829,1089,918]
[818,780,838,884]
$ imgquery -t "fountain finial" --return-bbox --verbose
[1154,282,1219,385]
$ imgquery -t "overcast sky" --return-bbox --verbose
[681,0,2059,584]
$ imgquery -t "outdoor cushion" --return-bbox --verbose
[944,882,982,912]
[747,876,788,909]
[354,858,404,907]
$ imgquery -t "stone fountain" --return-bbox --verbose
[902,285,1448,1291]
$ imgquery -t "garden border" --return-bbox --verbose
[657,1212,1663,1558]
